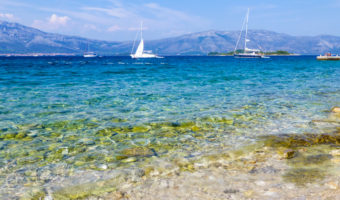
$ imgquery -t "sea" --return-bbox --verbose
[0,56,339,198]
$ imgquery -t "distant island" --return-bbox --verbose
[208,50,296,56]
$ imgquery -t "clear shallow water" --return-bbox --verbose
[0,56,339,198]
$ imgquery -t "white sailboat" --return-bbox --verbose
[83,52,97,58]
[130,22,162,59]
[83,43,97,58]
[234,9,267,58]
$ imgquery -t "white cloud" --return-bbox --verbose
[32,14,70,30]
[48,14,70,26]
[82,7,130,19]
[79,1,208,38]
[17,0,209,40]
[0,13,14,20]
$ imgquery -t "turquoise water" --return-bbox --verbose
[0,56,339,198]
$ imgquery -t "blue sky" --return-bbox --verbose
[0,0,339,41]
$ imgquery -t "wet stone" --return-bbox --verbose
[330,149,340,156]
[224,189,239,194]
[261,133,340,148]
[249,166,280,174]
[283,168,325,186]
[121,157,137,163]
[76,139,96,146]
[289,154,333,166]
[283,149,297,159]
[331,106,340,113]
[120,147,156,158]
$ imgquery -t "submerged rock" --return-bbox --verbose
[261,133,340,148]
[121,147,156,157]
[326,181,338,189]
[330,149,340,156]
[121,157,137,163]
[283,168,325,186]
[282,149,297,159]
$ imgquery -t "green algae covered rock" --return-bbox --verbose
[288,154,333,167]
[132,125,150,133]
[52,177,124,199]
[0,131,33,141]
[261,133,340,148]
[96,126,133,136]
[42,119,98,131]
[258,130,340,186]
[120,147,156,158]
[201,116,234,125]
[280,149,297,159]
[19,189,46,200]
[283,168,326,186]
[17,156,43,165]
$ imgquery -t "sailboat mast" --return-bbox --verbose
[244,8,249,51]
[140,21,143,40]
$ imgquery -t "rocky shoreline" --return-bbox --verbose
[57,107,340,200]
[108,107,340,199]
[9,107,340,199]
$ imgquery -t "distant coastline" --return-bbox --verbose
[208,50,299,56]
[0,53,76,57]
[1,21,340,56]
[0,54,309,57]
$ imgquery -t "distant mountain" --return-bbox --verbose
[0,21,340,55]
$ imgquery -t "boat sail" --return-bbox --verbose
[234,9,267,58]
[130,22,162,59]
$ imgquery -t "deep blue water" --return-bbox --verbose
[0,56,339,197]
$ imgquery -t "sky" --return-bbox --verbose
[0,0,340,41]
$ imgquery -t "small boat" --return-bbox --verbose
[234,9,268,59]
[130,22,162,59]
[317,53,340,60]
[83,43,97,58]
[83,52,97,58]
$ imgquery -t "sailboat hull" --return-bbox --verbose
[234,53,263,58]
[130,53,162,59]
[83,54,97,58]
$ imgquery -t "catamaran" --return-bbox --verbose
[317,53,340,60]
[130,22,162,59]
[234,9,267,58]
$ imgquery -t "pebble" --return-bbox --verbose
[99,164,108,170]
[255,180,266,186]
[224,188,239,193]
[331,157,340,164]
[159,180,168,188]
[264,190,278,196]
[121,157,137,163]
[331,106,340,113]
[62,148,69,155]
[283,149,296,159]
[285,183,295,189]
[330,149,340,156]
[44,195,53,200]
[326,181,338,189]
[243,190,254,197]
